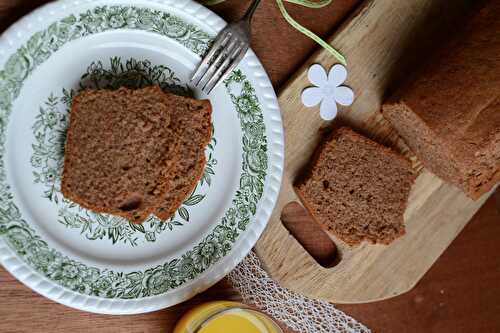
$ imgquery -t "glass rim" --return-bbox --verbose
[193,304,284,333]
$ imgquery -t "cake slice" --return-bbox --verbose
[295,127,416,246]
[154,97,212,220]
[382,0,500,199]
[61,86,205,223]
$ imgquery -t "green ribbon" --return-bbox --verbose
[201,0,347,65]
[201,0,227,5]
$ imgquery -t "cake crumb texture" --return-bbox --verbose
[61,86,212,223]
[295,127,416,246]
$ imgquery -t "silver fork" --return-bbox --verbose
[191,0,261,94]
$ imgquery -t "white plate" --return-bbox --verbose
[0,0,283,314]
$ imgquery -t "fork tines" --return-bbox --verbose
[191,25,249,95]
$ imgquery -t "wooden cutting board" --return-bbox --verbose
[255,0,496,303]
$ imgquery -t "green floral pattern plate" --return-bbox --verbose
[0,0,283,314]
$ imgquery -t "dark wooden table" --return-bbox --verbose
[1,1,499,332]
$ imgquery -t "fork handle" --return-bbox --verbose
[242,0,261,23]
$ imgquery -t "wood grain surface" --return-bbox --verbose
[0,1,498,332]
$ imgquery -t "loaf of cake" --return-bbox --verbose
[295,127,416,246]
[382,0,500,199]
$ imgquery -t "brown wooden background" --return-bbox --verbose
[0,1,499,332]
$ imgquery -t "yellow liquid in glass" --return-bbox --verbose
[173,301,282,333]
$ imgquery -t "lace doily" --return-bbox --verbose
[227,251,370,333]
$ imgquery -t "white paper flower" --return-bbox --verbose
[301,63,354,120]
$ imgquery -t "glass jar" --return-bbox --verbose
[173,301,283,333]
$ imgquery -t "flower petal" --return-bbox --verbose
[335,86,354,106]
[301,87,323,107]
[319,96,338,121]
[308,64,327,87]
[328,64,348,86]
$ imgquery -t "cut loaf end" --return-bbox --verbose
[382,0,500,199]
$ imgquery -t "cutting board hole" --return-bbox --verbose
[281,201,339,268]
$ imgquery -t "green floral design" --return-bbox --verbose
[0,6,268,298]
[31,57,217,246]
[79,57,190,96]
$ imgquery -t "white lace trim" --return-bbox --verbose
[228,251,371,333]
